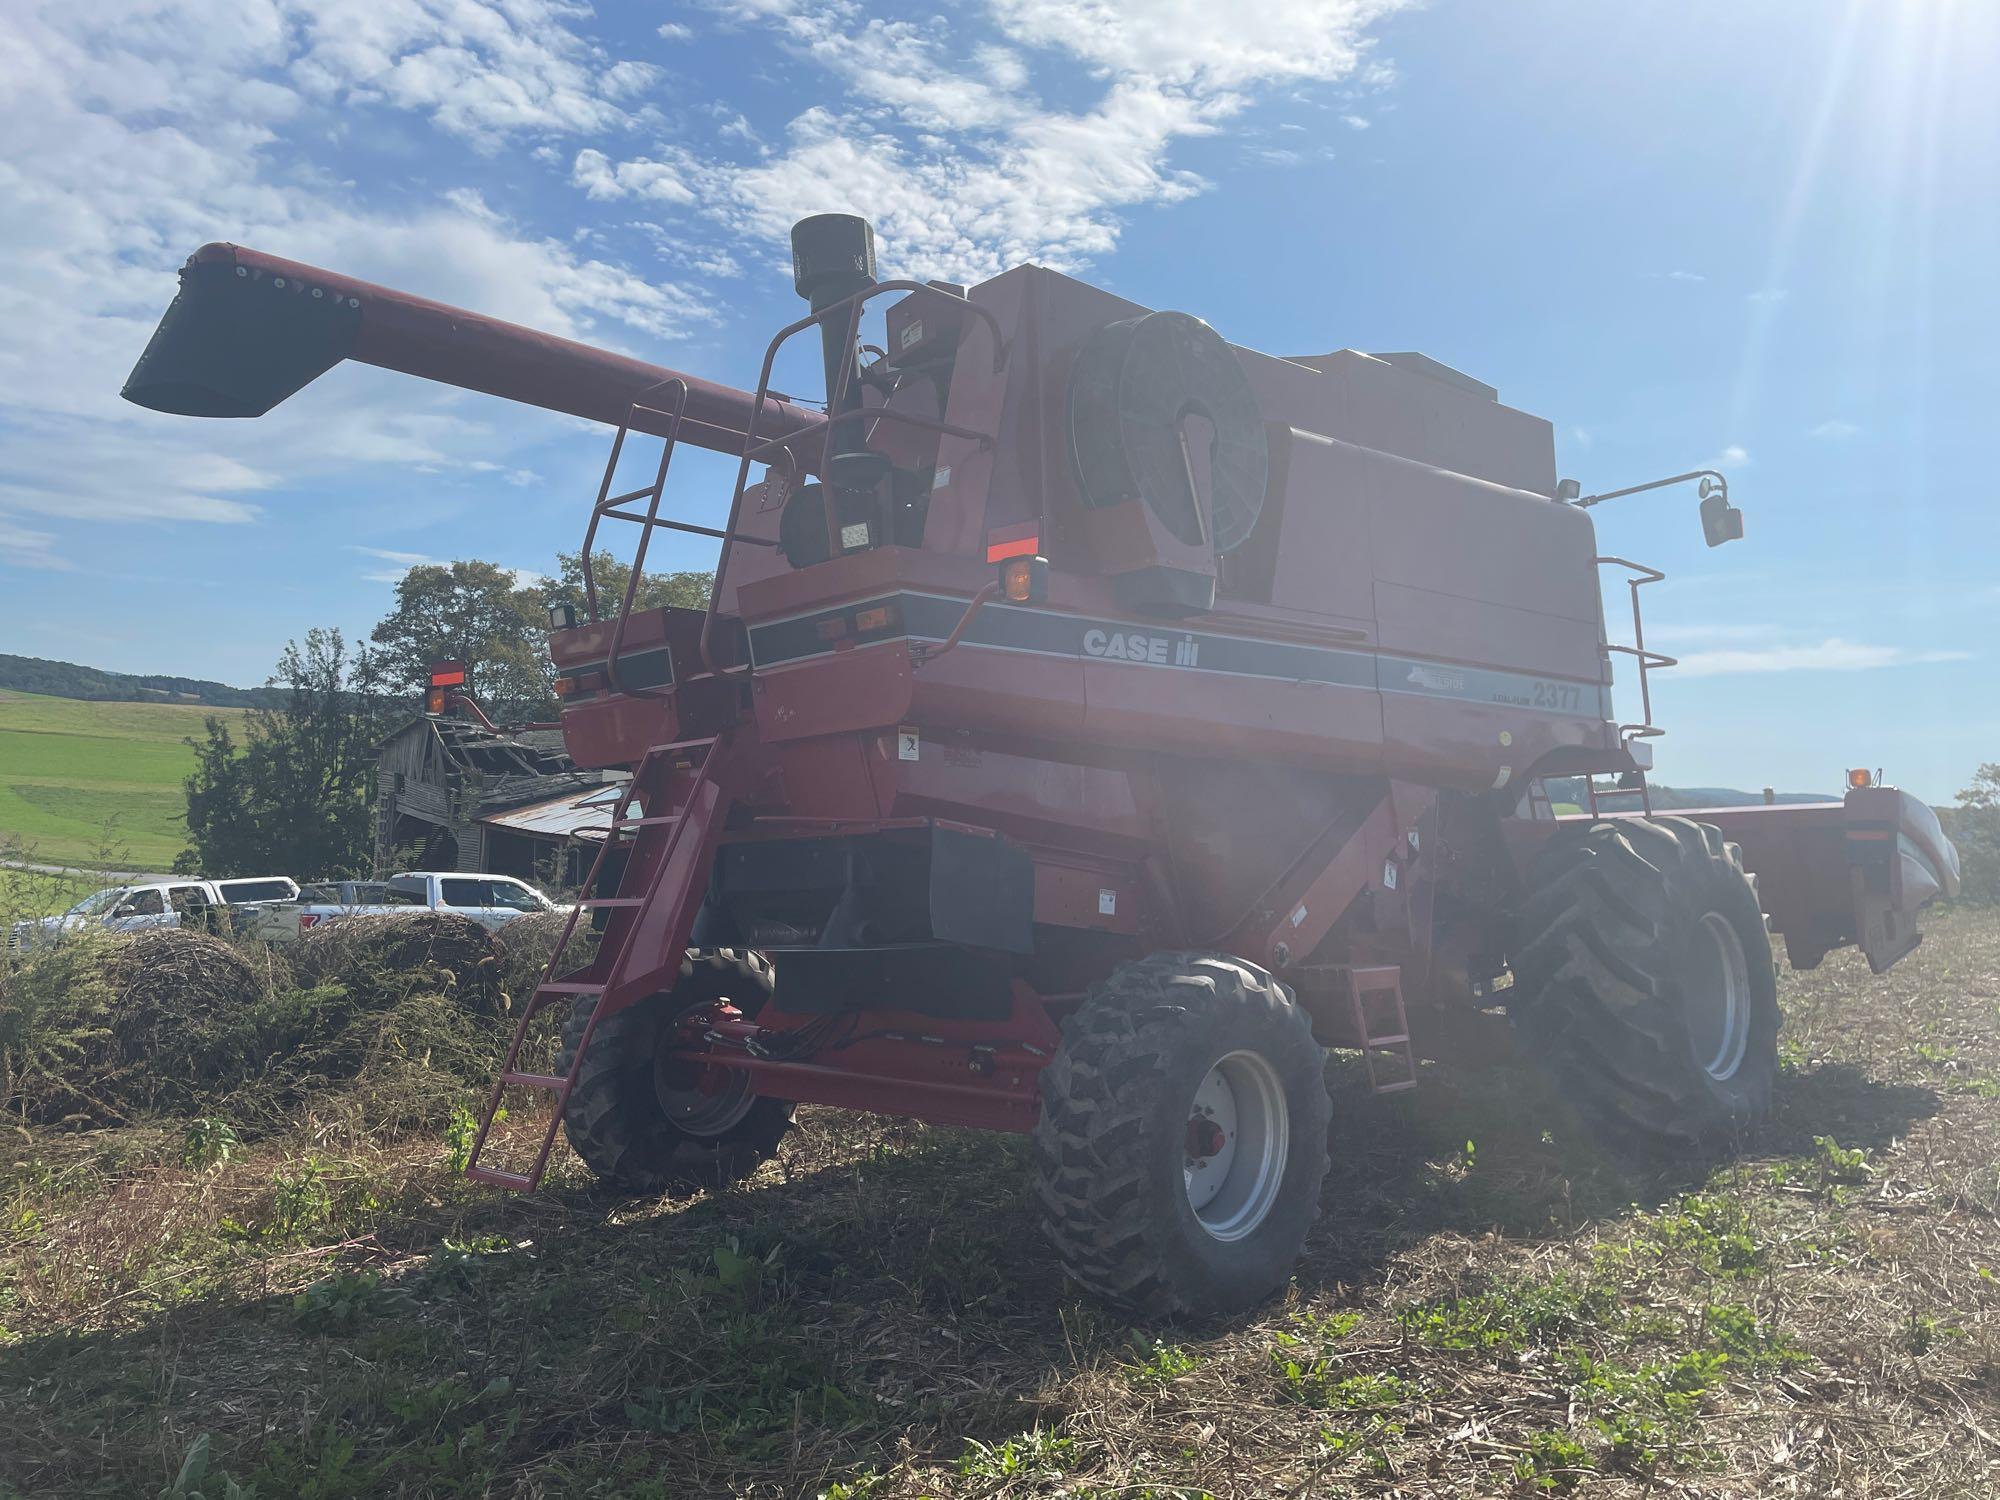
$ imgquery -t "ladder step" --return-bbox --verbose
[579,897,644,908]
[465,1165,536,1190]
[1372,1079,1419,1094]
[1364,1033,1411,1047]
[614,815,681,828]
[501,1070,567,1089]
[537,981,604,995]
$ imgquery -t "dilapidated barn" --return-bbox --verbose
[371,715,625,883]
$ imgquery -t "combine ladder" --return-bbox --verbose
[463,733,737,1190]
[1347,965,1418,1095]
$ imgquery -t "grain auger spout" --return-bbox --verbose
[119,242,825,456]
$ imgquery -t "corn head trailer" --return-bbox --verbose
[124,216,1959,1315]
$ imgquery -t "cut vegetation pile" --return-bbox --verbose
[0,914,518,1137]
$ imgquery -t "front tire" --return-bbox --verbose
[556,950,794,1194]
[1510,817,1779,1146]
[1033,951,1332,1318]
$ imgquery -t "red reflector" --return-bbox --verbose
[986,532,1040,563]
[853,604,898,633]
[430,663,467,687]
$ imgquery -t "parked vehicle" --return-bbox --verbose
[235,880,427,943]
[6,876,300,953]
[385,872,562,931]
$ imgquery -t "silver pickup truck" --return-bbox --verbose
[237,872,562,943]
[7,875,299,953]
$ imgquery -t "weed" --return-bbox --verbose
[180,1117,238,1173]
[159,1433,257,1500]
[1124,1335,1200,1387]
[267,1157,331,1241]
[1397,1273,1614,1355]
[292,1271,405,1335]
[956,1429,1077,1481]
[1812,1136,1870,1187]
[1514,1428,1590,1490]
[1634,1194,1763,1277]
[1594,1410,1664,1472]
[1319,1415,1402,1474]
[1702,1303,1807,1373]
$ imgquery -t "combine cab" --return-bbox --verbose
[125,215,1958,1315]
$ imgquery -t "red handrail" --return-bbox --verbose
[698,280,1011,679]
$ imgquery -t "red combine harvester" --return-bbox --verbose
[125,215,1959,1314]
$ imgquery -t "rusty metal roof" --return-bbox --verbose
[474,781,623,841]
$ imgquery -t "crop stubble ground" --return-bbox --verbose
[1,909,1997,1498]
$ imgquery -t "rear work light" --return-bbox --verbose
[1000,555,1049,604]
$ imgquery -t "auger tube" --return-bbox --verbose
[120,243,824,456]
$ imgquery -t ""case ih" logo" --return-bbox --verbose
[1083,628,1200,667]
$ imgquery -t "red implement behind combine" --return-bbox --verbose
[125,215,1959,1315]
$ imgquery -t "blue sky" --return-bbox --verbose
[0,0,1993,801]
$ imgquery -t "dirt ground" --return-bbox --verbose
[2,909,1997,1498]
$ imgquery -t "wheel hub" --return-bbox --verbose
[1183,1049,1289,1242]
[1686,910,1752,1084]
[655,1003,757,1137]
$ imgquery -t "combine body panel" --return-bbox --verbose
[125,214,1958,1316]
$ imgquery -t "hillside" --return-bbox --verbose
[0,653,283,709]
[0,690,238,870]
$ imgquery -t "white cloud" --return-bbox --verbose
[1673,639,1973,678]
[1811,418,1860,440]
[348,543,441,582]
[1715,444,1751,469]
[1343,113,1372,130]
[617,0,1412,283]
[1747,288,1788,304]
[573,148,697,205]
[1666,269,1706,283]
[657,22,693,42]
[0,516,70,571]
[283,0,660,150]
[987,0,1405,91]
[0,1,709,570]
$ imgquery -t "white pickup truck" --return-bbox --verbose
[6,875,299,954]
[236,871,561,943]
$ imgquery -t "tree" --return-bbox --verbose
[549,548,711,616]
[177,629,396,878]
[368,561,553,720]
[1942,763,2000,906]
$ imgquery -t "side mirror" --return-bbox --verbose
[1699,482,1743,548]
[1555,478,1582,503]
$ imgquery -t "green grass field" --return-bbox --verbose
[0,689,236,871]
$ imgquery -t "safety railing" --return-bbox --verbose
[1596,556,1676,747]
[577,378,778,697]
[698,279,1012,679]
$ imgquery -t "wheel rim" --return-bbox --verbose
[1686,911,1752,1082]
[1183,1049,1289,1242]
[654,1008,757,1137]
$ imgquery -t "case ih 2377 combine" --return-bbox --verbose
[125,214,1959,1315]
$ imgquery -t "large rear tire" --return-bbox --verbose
[556,950,794,1193]
[1510,816,1779,1147]
[1033,951,1331,1318]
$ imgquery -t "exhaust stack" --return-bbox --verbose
[121,243,824,455]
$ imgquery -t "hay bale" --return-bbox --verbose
[289,913,501,1015]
